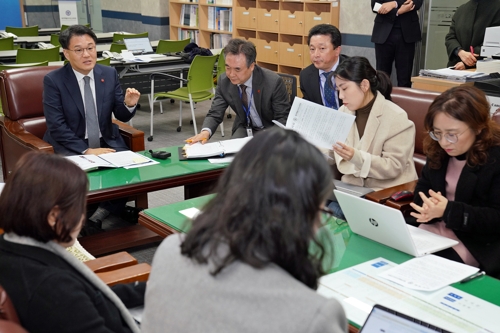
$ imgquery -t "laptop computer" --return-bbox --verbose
[329,179,374,201]
[359,304,451,333]
[123,37,154,55]
[334,190,459,257]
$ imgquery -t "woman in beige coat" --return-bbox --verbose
[329,56,417,218]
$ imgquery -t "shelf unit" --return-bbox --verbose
[169,0,340,94]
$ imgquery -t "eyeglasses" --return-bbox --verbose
[319,206,346,226]
[429,127,470,144]
[66,46,96,56]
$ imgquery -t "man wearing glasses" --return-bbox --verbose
[43,24,141,233]
[299,24,348,109]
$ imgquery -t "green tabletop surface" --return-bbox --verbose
[86,146,228,192]
[143,194,500,307]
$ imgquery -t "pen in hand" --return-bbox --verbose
[470,46,475,55]
[459,271,485,284]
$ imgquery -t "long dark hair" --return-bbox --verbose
[333,56,392,100]
[0,152,88,243]
[181,128,334,289]
[424,86,500,169]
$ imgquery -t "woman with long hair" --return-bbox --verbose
[142,128,347,333]
[409,86,500,278]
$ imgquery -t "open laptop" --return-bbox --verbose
[123,37,154,55]
[359,304,451,333]
[334,190,458,257]
[329,179,374,201]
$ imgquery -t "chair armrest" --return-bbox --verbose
[96,263,151,286]
[1,117,53,152]
[150,72,188,83]
[364,180,417,204]
[83,251,138,273]
[113,119,145,152]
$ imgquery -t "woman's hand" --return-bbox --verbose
[409,190,447,223]
[333,142,354,161]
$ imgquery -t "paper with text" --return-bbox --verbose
[378,255,479,291]
[286,97,355,150]
[98,151,158,169]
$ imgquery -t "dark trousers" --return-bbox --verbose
[375,28,415,88]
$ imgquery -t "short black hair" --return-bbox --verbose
[181,128,334,289]
[307,24,342,48]
[0,152,88,243]
[223,38,257,68]
[59,24,97,49]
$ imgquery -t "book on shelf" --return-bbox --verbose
[211,33,231,49]
[66,151,158,172]
[181,137,252,159]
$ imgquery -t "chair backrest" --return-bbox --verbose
[6,25,39,37]
[215,49,225,82]
[50,34,60,47]
[0,37,14,51]
[156,38,191,54]
[187,55,218,94]
[109,42,127,53]
[0,285,20,324]
[390,87,440,176]
[0,66,60,130]
[96,57,111,66]
[112,32,148,43]
[0,62,49,71]
[277,73,297,104]
[16,48,60,64]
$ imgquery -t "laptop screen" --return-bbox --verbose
[360,305,451,333]
[123,37,154,54]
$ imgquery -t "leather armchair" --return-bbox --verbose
[0,66,145,180]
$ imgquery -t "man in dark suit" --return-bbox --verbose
[299,24,347,109]
[371,0,422,87]
[186,38,290,143]
[43,25,141,231]
[43,25,140,156]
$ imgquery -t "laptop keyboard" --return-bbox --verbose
[383,307,451,333]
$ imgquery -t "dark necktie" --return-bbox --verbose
[240,84,248,109]
[83,76,100,148]
[322,72,337,109]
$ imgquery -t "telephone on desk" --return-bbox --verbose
[0,31,17,39]
[37,42,54,49]
[102,50,123,61]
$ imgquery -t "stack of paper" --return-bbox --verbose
[476,59,500,74]
[419,68,490,82]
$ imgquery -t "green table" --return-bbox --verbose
[86,146,227,205]
[139,194,500,331]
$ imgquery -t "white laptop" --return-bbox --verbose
[329,179,374,201]
[334,190,459,257]
[123,37,154,55]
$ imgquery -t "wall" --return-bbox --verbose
[22,0,378,63]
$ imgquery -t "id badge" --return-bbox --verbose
[246,127,253,137]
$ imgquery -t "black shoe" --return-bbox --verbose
[121,206,144,224]
[79,219,104,237]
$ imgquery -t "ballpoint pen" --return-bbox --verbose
[470,46,475,54]
[460,271,485,283]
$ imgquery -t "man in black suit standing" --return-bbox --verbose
[371,0,422,87]
[299,24,347,109]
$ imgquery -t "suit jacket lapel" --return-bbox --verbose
[93,65,104,126]
[312,68,322,105]
[63,65,85,118]
[455,163,478,203]
[251,68,262,117]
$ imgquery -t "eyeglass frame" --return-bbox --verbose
[319,206,346,226]
[65,45,96,57]
[428,127,471,144]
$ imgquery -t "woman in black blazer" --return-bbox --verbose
[0,152,144,333]
[409,86,500,278]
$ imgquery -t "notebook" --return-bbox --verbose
[123,37,154,55]
[359,304,451,333]
[334,190,459,257]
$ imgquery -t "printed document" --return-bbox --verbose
[285,97,355,150]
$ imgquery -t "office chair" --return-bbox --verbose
[156,38,191,54]
[109,42,127,53]
[50,34,61,47]
[5,25,39,37]
[148,54,218,140]
[0,37,14,51]
[96,57,111,66]
[112,32,149,43]
[215,49,232,121]
[16,47,60,64]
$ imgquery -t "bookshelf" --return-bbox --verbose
[169,0,340,94]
